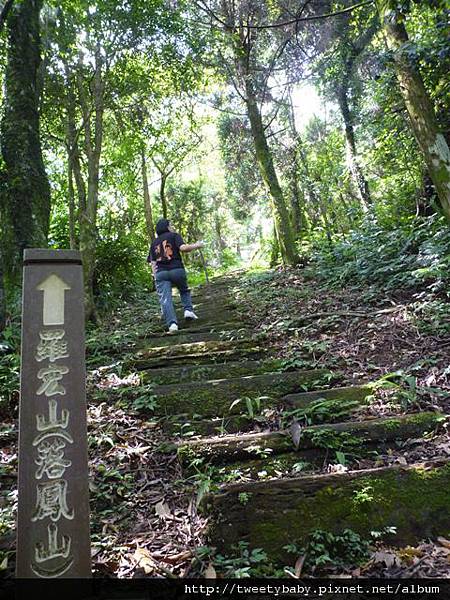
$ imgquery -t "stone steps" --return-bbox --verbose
[135,275,450,568]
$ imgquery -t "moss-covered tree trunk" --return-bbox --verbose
[0,0,50,292]
[377,1,450,222]
[337,84,371,211]
[245,84,299,266]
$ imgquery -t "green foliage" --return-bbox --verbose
[310,215,450,292]
[94,234,151,309]
[0,317,21,417]
[283,397,363,427]
[195,542,273,578]
[305,428,363,455]
[284,529,370,571]
[130,393,158,413]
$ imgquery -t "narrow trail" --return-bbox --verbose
[129,272,450,568]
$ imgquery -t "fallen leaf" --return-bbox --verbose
[153,550,192,564]
[204,563,217,578]
[373,550,398,568]
[134,547,155,574]
[155,501,172,519]
[294,555,306,578]
[289,419,302,449]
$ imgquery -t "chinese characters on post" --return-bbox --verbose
[17,250,91,578]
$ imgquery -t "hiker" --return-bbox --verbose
[148,218,204,333]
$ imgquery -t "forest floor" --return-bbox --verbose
[1,265,450,578]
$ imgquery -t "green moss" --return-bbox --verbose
[381,418,402,431]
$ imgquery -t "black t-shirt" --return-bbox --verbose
[148,231,185,271]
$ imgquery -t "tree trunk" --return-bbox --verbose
[77,48,104,321]
[336,85,371,211]
[141,147,155,241]
[160,173,168,219]
[0,257,5,331]
[244,83,299,266]
[287,146,307,239]
[0,0,50,292]
[295,135,321,228]
[67,160,77,249]
[377,1,450,222]
[270,223,280,267]
[286,92,307,239]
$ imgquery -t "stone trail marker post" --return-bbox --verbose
[16,249,91,578]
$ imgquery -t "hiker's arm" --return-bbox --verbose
[179,241,204,253]
[150,260,157,276]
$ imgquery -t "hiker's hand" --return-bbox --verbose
[196,241,205,249]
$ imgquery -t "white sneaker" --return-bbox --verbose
[168,323,179,334]
[184,310,198,320]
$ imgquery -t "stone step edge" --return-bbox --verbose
[209,456,450,498]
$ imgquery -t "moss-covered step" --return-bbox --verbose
[205,459,450,563]
[178,412,445,466]
[284,385,372,408]
[139,321,247,338]
[153,369,327,418]
[128,339,265,369]
[138,329,252,349]
[163,384,370,436]
[154,322,247,336]
[140,358,284,385]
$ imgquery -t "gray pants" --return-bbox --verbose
[155,268,194,326]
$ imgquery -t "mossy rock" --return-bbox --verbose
[206,460,450,563]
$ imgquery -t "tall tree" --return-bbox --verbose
[0,0,51,293]
[376,0,450,222]
[195,0,299,265]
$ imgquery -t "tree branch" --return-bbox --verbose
[0,0,14,33]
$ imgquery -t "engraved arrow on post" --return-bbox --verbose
[37,274,71,326]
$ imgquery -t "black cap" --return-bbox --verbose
[156,218,170,235]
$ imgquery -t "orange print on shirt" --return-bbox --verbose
[156,240,174,262]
